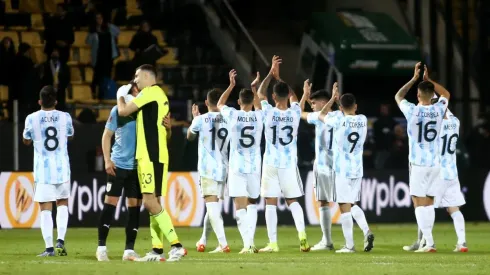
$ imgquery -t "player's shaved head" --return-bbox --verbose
[207,89,221,107]
[239,89,254,105]
[39,85,57,108]
[273,81,290,98]
[134,64,157,90]
[137,64,157,78]
[309,89,331,101]
[417,81,435,99]
[340,93,356,110]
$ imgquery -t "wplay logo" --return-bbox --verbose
[0,172,40,228]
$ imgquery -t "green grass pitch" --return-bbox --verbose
[1,223,489,274]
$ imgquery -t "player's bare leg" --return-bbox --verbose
[259,198,279,252]
[247,198,258,252]
[235,196,252,253]
[351,204,375,252]
[140,193,186,261]
[447,207,468,252]
[336,203,355,253]
[286,198,310,252]
[413,196,436,252]
[55,199,69,256]
[205,195,230,253]
[196,211,211,252]
[311,200,334,251]
[38,201,55,257]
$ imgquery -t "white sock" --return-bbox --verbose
[56,205,68,241]
[451,211,466,245]
[417,227,423,243]
[351,205,370,236]
[265,205,278,243]
[288,202,306,233]
[235,208,249,248]
[340,212,354,249]
[206,202,227,247]
[415,206,434,247]
[97,246,107,252]
[40,210,53,249]
[425,205,435,231]
[199,212,211,245]
[247,204,258,245]
[319,206,333,245]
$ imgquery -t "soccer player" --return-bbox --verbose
[257,55,310,253]
[22,85,73,257]
[303,83,374,252]
[395,63,450,252]
[96,82,142,261]
[187,88,231,253]
[216,70,263,253]
[318,83,369,253]
[117,64,186,262]
[404,75,466,253]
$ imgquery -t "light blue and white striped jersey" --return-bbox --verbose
[261,101,301,168]
[307,110,343,172]
[324,114,367,178]
[439,110,459,180]
[221,106,264,174]
[189,112,230,181]
[105,106,137,170]
[23,110,74,184]
[399,97,448,167]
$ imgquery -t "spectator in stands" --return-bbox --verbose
[9,43,39,121]
[86,12,120,99]
[0,37,16,86]
[385,124,409,169]
[39,48,70,111]
[44,4,75,64]
[373,103,396,169]
[129,20,158,66]
[64,0,85,29]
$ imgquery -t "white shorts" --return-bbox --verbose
[261,164,304,199]
[34,182,70,203]
[434,178,466,208]
[313,166,334,202]
[199,177,225,199]
[228,170,260,199]
[409,164,440,197]
[333,176,361,204]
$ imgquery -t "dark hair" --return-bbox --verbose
[273,81,289,98]
[137,64,157,77]
[417,81,435,95]
[239,89,254,105]
[340,93,356,109]
[57,3,66,11]
[40,86,57,108]
[207,89,221,106]
[309,89,330,101]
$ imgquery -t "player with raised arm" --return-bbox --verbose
[117,64,186,262]
[395,63,450,253]
[299,82,335,251]
[96,82,142,261]
[216,70,263,254]
[318,83,369,253]
[257,55,310,253]
[22,86,73,257]
[187,89,231,253]
[403,72,467,253]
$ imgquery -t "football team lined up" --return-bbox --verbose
[22,56,466,261]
